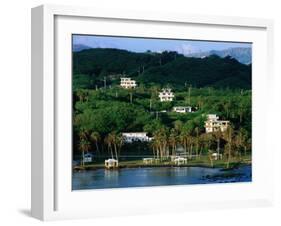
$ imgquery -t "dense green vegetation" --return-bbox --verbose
[73,87,251,167]
[73,48,252,168]
[73,48,251,90]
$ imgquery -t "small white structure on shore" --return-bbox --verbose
[143,158,154,164]
[205,114,229,133]
[122,132,152,143]
[105,159,118,169]
[120,77,137,89]
[159,88,174,102]
[84,153,93,163]
[173,106,193,113]
[174,157,187,165]
[211,153,223,160]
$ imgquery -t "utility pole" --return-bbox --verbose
[130,92,133,103]
[188,85,192,105]
[103,76,106,89]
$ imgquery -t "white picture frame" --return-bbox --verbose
[31,4,274,221]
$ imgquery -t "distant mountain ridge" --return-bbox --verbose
[73,44,92,52]
[73,44,251,65]
[186,47,251,65]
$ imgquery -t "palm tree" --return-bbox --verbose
[106,132,123,161]
[150,140,157,159]
[153,127,168,160]
[104,135,114,159]
[200,133,214,157]
[173,120,183,134]
[197,134,205,159]
[169,129,177,156]
[116,133,124,160]
[187,136,194,159]
[78,139,91,166]
[79,129,88,141]
[90,131,101,155]
[179,132,187,157]
[239,128,249,156]
[110,132,119,160]
[152,131,160,159]
[194,127,200,159]
[213,130,222,158]
[223,125,235,168]
[208,150,214,167]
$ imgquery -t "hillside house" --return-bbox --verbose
[120,77,137,89]
[122,132,152,143]
[159,88,174,102]
[173,106,194,113]
[205,114,229,133]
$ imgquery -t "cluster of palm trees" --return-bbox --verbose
[78,129,123,166]
[150,123,251,168]
[150,124,210,161]
[77,123,250,168]
[104,132,123,161]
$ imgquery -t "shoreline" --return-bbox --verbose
[73,161,251,172]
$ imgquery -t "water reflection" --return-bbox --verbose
[72,165,251,190]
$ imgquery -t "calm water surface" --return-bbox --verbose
[72,165,251,190]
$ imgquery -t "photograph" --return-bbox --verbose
[71,34,252,190]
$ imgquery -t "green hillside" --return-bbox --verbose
[73,48,251,90]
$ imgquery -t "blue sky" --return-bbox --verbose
[73,34,251,55]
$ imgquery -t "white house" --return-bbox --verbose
[159,88,174,102]
[105,159,118,169]
[143,158,154,164]
[211,153,223,160]
[173,157,187,165]
[84,153,94,163]
[205,114,229,133]
[122,132,152,143]
[173,106,193,113]
[120,77,137,89]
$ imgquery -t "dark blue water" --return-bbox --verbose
[72,165,251,190]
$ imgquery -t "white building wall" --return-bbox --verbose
[120,77,137,89]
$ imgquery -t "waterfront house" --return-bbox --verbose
[159,88,174,102]
[120,77,137,89]
[174,157,187,165]
[205,114,229,133]
[211,153,223,160]
[143,158,154,164]
[84,153,93,163]
[105,159,118,169]
[122,132,152,143]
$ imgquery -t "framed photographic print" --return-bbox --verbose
[31,4,274,221]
